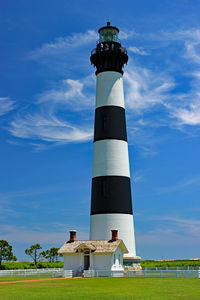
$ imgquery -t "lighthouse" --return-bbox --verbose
[90,22,140,265]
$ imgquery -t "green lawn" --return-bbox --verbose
[0,278,36,282]
[0,278,200,300]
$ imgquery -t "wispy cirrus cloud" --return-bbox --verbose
[38,76,95,110]
[7,27,200,151]
[172,100,200,126]
[29,30,97,59]
[151,216,200,240]
[0,224,89,245]
[29,30,97,75]
[119,29,135,40]
[157,176,200,194]
[9,113,92,146]
[8,31,97,150]
[128,46,148,55]
[124,64,175,113]
[136,215,200,256]
[169,29,200,64]
[8,75,94,150]
[123,27,200,139]
[0,97,15,116]
[166,71,200,127]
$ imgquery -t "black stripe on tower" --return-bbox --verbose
[91,176,133,215]
[94,106,127,142]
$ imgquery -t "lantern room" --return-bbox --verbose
[98,22,120,43]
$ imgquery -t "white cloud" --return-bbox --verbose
[119,29,135,40]
[124,64,175,113]
[9,113,92,145]
[8,75,94,150]
[133,175,143,183]
[28,30,97,75]
[0,224,89,244]
[174,29,200,64]
[0,204,19,217]
[0,97,15,116]
[147,28,200,65]
[7,27,200,152]
[173,101,200,126]
[157,176,200,194]
[38,76,95,110]
[151,216,200,239]
[166,71,200,127]
[137,215,200,250]
[30,30,97,59]
[128,46,148,55]
[124,28,200,134]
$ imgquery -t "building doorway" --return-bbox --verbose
[84,254,90,270]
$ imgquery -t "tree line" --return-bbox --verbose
[0,240,62,266]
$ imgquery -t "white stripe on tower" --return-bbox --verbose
[96,72,125,108]
[90,214,136,258]
[90,22,137,260]
[92,139,130,178]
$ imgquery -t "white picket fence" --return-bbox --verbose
[0,268,199,279]
[142,266,200,270]
[83,270,200,278]
[83,270,124,278]
[83,269,200,278]
[0,268,64,278]
[125,270,200,278]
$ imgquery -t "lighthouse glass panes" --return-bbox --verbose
[90,22,138,264]
[99,28,119,42]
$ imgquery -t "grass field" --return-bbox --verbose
[0,278,200,300]
[140,260,200,268]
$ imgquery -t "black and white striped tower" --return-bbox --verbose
[90,22,139,263]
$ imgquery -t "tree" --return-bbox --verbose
[49,248,62,262]
[25,244,42,264]
[0,240,17,266]
[40,248,62,262]
[40,250,51,262]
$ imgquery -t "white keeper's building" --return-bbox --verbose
[59,230,128,277]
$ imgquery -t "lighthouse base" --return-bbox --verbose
[90,213,136,257]
[123,256,141,270]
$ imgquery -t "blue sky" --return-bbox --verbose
[0,0,200,261]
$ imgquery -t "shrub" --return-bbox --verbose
[1,261,64,270]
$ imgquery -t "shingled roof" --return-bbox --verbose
[58,239,128,254]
